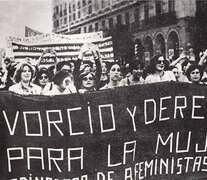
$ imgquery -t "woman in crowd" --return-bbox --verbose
[168,65,180,82]
[120,60,145,86]
[145,54,176,84]
[186,63,204,84]
[73,43,101,90]
[9,63,41,95]
[100,63,122,89]
[43,70,77,95]
[97,62,109,89]
[33,68,51,89]
[78,72,97,93]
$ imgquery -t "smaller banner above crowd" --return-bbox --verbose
[7,31,103,45]
[8,31,114,63]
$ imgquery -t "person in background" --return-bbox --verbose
[43,70,77,96]
[100,63,122,89]
[33,68,51,89]
[97,62,109,89]
[120,60,145,86]
[168,65,180,82]
[4,57,16,90]
[145,54,176,84]
[9,63,41,95]
[78,72,97,93]
[186,63,204,84]
[74,43,101,90]
[0,70,6,90]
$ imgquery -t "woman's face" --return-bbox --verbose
[82,73,95,90]
[190,68,201,83]
[172,67,179,80]
[109,64,121,81]
[132,65,143,80]
[155,56,165,71]
[21,65,32,83]
[39,73,49,87]
[102,63,107,74]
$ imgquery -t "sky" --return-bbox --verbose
[0,0,52,48]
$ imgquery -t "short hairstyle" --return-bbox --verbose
[4,57,11,63]
[79,71,97,81]
[52,70,72,86]
[33,67,52,85]
[129,60,145,72]
[148,54,167,74]
[186,63,203,81]
[56,61,72,72]
[13,63,34,83]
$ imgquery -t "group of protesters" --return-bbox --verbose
[0,42,207,96]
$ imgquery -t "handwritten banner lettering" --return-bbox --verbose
[1,82,207,179]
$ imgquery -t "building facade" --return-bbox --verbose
[52,0,198,61]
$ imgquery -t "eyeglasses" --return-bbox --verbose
[82,77,94,81]
[157,60,165,64]
[39,75,48,80]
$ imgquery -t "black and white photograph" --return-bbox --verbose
[1,0,207,179]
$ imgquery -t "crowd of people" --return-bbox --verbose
[1,42,207,96]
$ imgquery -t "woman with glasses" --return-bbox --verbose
[9,63,41,95]
[78,72,97,93]
[33,68,51,89]
[100,63,122,89]
[145,54,176,84]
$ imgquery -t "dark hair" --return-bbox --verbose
[33,68,51,86]
[186,64,203,81]
[56,61,72,72]
[52,70,72,86]
[4,57,11,63]
[79,71,97,81]
[13,63,34,83]
[129,60,145,72]
[147,54,167,74]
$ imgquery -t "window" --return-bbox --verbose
[64,17,67,24]
[78,1,81,8]
[84,26,87,33]
[69,4,71,13]
[88,5,92,14]
[125,12,130,27]
[109,18,113,29]
[101,0,105,8]
[57,20,59,27]
[169,0,175,12]
[102,20,105,27]
[78,11,81,18]
[56,6,59,14]
[69,15,71,22]
[156,1,162,16]
[73,13,76,21]
[82,0,86,6]
[144,4,149,19]
[73,4,75,11]
[95,23,99,31]
[89,25,93,32]
[134,8,139,22]
[117,15,122,25]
